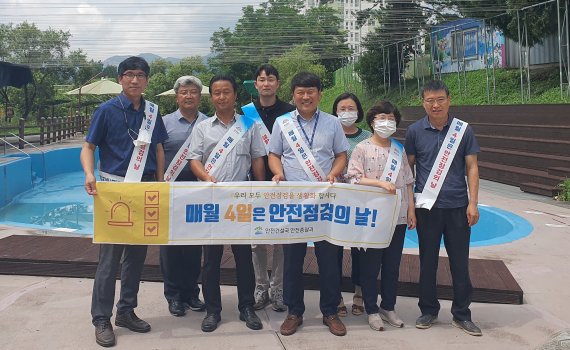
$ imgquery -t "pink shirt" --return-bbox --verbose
[347,139,414,225]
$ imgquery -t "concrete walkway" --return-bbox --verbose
[0,182,569,349]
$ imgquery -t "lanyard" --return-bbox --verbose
[297,111,319,148]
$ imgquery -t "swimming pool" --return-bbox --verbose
[0,147,534,246]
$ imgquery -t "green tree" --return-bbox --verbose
[354,1,429,92]
[209,0,350,100]
[146,56,213,116]
[269,44,326,102]
[0,22,72,120]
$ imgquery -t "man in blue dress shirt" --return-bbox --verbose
[80,56,168,347]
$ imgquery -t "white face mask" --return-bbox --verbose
[337,111,358,126]
[374,119,397,138]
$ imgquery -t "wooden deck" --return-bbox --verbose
[0,235,523,304]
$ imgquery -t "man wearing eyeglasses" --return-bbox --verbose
[404,80,482,336]
[160,76,208,318]
[80,56,168,347]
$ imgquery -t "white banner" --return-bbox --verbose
[172,182,401,248]
[93,181,401,248]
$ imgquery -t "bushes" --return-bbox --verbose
[555,178,570,202]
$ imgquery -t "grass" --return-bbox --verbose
[324,66,570,111]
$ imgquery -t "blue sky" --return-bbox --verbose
[1,0,263,61]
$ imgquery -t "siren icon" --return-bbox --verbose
[108,201,133,227]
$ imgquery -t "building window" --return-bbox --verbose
[451,30,463,60]
[451,28,478,61]
[463,28,478,59]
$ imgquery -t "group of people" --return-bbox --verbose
[80,56,482,348]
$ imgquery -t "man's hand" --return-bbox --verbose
[466,202,479,226]
[407,207,417,230]
[84,173,97,195]
[272,173,285,184]
[327,173,337,184]
[207,175,217,183]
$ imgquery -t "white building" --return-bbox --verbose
[302,0,379,56]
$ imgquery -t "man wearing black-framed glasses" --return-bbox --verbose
[80,56,168,347]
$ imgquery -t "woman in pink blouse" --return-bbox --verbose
[346,101,416,331]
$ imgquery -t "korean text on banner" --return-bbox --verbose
[93,181,401,249]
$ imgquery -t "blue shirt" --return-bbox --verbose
[268,109,349,181]
[86,93,168,177]
[404,115,480,208]
[163,109,208,181]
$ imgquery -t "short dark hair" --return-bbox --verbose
[255,64,280,80]
[421,79,450,99]
[209,74,238,94]
[290,72,322,93]
[366,101,402,131]
[332,92,365,124]
[117,56,150,77]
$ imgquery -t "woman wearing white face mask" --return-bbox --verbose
[331,93,371,317]
[332,93,372,164]
[346,101,416,331]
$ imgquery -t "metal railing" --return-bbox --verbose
[0,136,34,187]
[9,132,47,182]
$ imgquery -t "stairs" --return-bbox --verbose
[397,104,570,197]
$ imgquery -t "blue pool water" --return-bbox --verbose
[0,169,534,247]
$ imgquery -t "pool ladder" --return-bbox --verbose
[0,133,47,186]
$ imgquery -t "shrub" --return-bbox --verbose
[555,178,570,202]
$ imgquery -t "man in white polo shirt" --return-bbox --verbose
[189,74,266,333]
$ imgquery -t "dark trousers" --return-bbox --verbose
[202,245,255,314]
[91,244,147,324]
[416,206,472,321]
[336,246,361,290]
[359,224,407,315]
[160,245,202,303]
[284,241,342,317]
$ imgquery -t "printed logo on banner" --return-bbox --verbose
[93,182,170,244]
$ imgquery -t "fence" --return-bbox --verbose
[0,111,90,150]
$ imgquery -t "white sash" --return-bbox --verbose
[277,113,326,182]
[242,102,271,154]
[204,113,256,177]
[124,101,159,183]
[415,118,468,210]
[164,113,204,182]
[380,138,404,184]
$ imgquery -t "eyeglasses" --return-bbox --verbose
[423,97,448,105]
[122,72,147,80]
